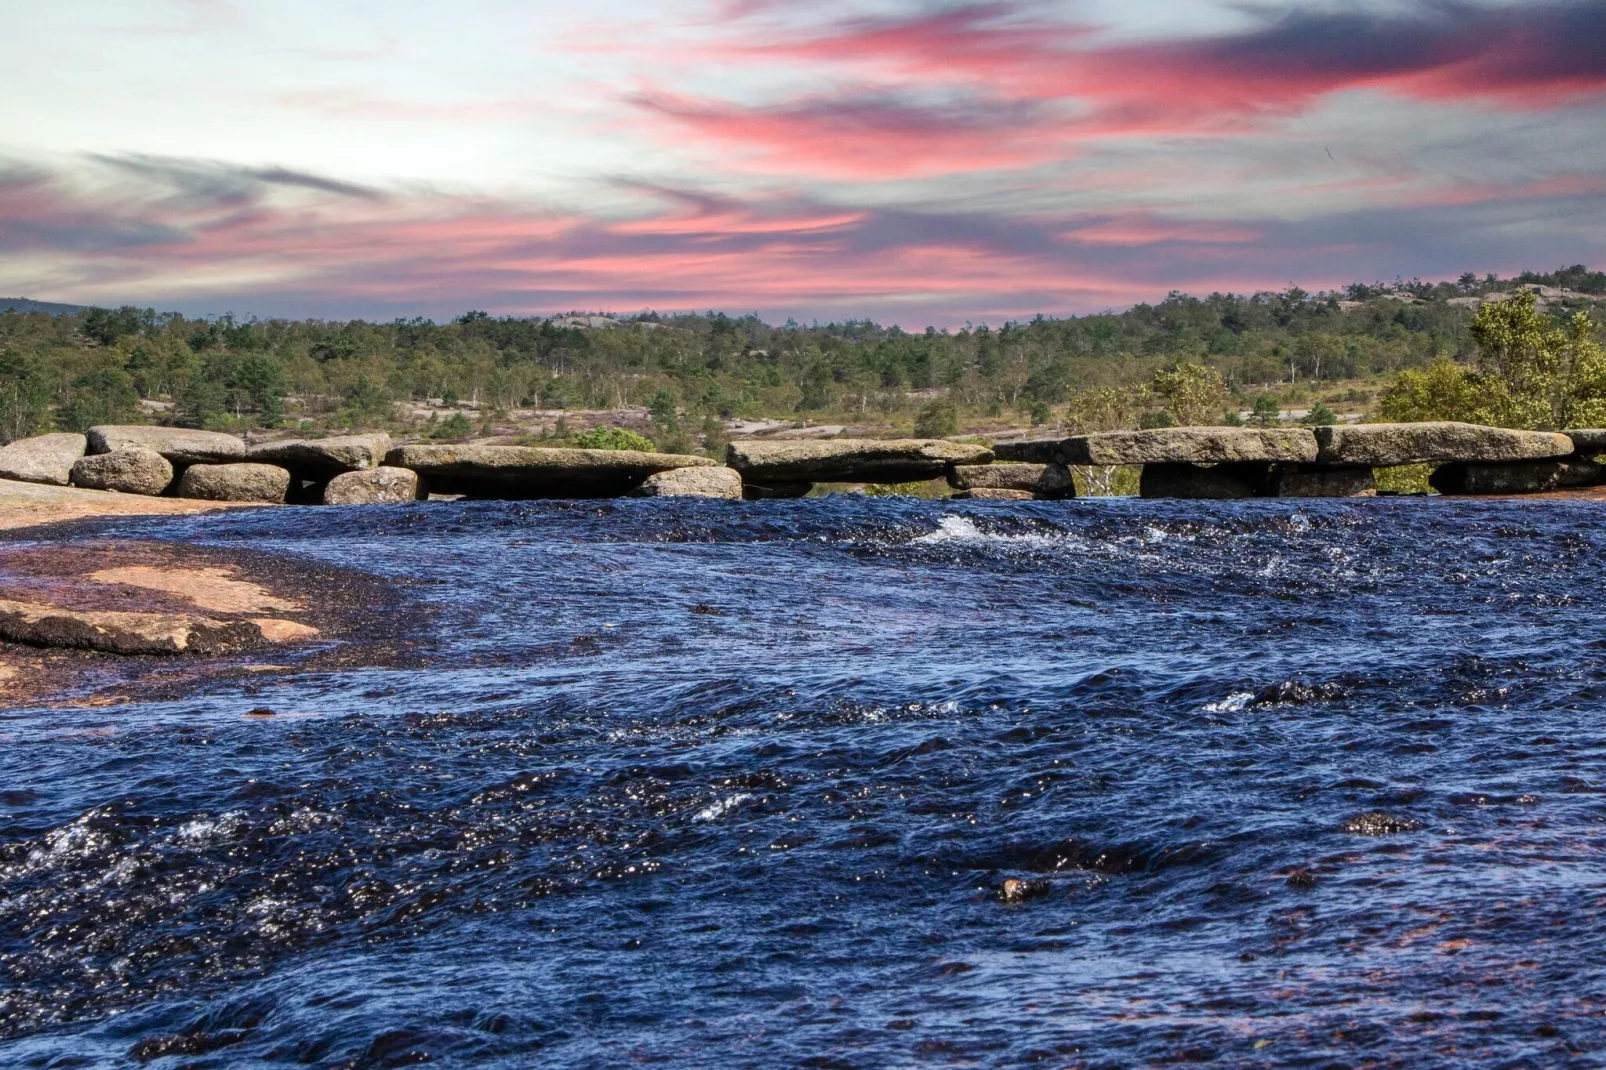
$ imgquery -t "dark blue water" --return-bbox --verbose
[3,498,1605,1067]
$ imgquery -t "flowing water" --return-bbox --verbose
[2,497,1605,1067]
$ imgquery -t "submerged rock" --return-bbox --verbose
[999,427,1318,466]
[1269,465,1377,498]
[0,433,87,486]
[1140,462,1269,499]
[385,444,717,499]
[175,463,291,503]
[949,462,1074,498]
[727,439,993,484]
[1313,422,1572,466]
[1430,459,1605,495]
[630,466,744,499]
[247,433,392,479]
[70,448,174,496]
[323,466,426,505]
[0,598,263,655]
[87,425,245,465]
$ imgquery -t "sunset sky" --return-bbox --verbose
[2,0,1604,324]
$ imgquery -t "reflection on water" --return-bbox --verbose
[2,496,1604,1065]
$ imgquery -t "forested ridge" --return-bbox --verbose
[2,265,1603,454]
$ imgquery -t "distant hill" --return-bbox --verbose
[0,297,88,316]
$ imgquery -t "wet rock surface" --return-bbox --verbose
[0,598,268,655]
[0,433,86,486]
[70,448,174,496]
[0,537,422,704]
[175,463,291,503]
[727,438,993,484]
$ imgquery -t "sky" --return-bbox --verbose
[1,0,1604,325]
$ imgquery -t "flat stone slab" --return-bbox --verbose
[0,598,266,655]
[247,433,391,478]
[630,466,744,499]
[1430,459,1605,495]
[998,427,1318,466]
[1314,422,1573,466]
[386,445,718,499]
[323,466,425,505]
[949,463,1074,498]
[0,433,86,486]
[176,463,291,503]
[1565,429,1606,455]
[727,439,993,484]
[87,425,245,465]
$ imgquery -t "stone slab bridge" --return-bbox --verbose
[0,422,1602,506]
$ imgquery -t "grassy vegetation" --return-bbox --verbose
[1,267,1602,458]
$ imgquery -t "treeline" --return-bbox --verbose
[1,267,1602,448]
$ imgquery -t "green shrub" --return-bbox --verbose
[431,412,473,440]
[913,398,958,438]
[573,426,655,451]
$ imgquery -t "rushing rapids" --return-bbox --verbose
[2,496,1604,1065]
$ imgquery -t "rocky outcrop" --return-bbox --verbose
[323,466,426,505]
[175,463,291,503]
[70,448,174,495]
[998,427,1318,466]
[1269,466,1378,498]
[0,598,265,655]
[87,425,245,465]
[0,433,87,486]
[1430,459,1605,495]
[630,466,744,499]
[1565,429,1606,457]
[949,462,1074,499]
[385,444,718,499]
[1140,463,1269,499]
[247,433,392,479]
[1313,422,1572,466]
[951,488,1036,501]
[727,439,993,486]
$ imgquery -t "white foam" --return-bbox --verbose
[694,792,753,822]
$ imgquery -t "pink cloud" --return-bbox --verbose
[617,2,1606,179]
[629,89,1063,179]
[4,154,1601,323]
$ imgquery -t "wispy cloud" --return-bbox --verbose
[626,0,1606,176]
[3,152,1600,323]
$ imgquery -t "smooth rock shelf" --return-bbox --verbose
[1,422,1604,508]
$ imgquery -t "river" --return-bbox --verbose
[2,497,1603,1065]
